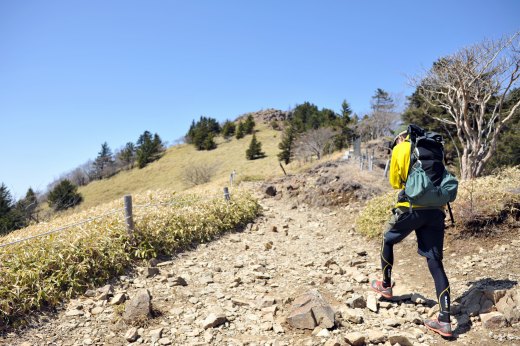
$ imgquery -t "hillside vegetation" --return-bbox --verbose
[77,123,283,209]
[0,188,259,327]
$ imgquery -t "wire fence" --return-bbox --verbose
[0,188,231,249]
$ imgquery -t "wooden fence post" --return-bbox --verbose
[384,159,390,177]
[124,195,134,240]
[223,187,230,201]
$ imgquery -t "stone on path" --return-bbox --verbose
[90,306,104,315]
[344,331,365,346]
[495,289,520,324]
[388,333,414,346]
[65,309,84,317]
[124,327,139,342]
[366,294,378,312]
[339,307,364,324]
[265,185,277,197]
[481,311,508,329]
[367,329,386,344]
[346,294,366,309]
[286,290,335,330]
[110,293,126,305]
[168,276,188,287]
[202,312,227,329]
[146,267,160,278]
[96,284,114,301]
[122,289,152,323]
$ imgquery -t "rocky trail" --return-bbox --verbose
[3,162,520,346]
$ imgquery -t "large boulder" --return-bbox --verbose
[481,311,508,329]
[122,289,152,323]
[286,290,335,330]
[495,289,520,324]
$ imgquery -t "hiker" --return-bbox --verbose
[370,126,454,338]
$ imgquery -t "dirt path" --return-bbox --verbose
[3,178,520,346]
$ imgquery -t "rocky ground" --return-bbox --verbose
[2,160,520,346]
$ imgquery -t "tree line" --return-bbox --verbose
[277,90,396,165]
[0,130,166,234]
[186,114,264,159]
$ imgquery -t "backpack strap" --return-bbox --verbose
[404,138,415,213]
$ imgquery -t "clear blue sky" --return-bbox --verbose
[1,1,518,199]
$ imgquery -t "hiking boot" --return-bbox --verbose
[370,280,393,299]
[424,318,453,337]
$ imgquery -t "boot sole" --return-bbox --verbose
[425,323,453,337]
[369,285,393,299]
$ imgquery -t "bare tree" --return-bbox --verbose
[412,32,520,179]
[181,163,218,187]
[293,127,337,161]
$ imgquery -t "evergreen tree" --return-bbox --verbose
[93,142,114,179]
[334,100,353,151]
[201,133,217,150]
[334,100,354,150]
[235,121,245,139]
[117,142,136,169]
[0,183,14,234]
[12,187,39,228]
[278,126,296,164]
[244,114,256,134]
[291,102,321,132]
[246,134,265,160]
[153,133,164,153]
[0,183,13,217]
[341,99,353,123]
[371,88,394,113]
[290,102,337,132]
[47,179,83,211]
[186,116,220,150]
[136,131,165,168]
[221,120,236,138]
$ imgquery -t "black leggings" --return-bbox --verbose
[381,208,451,322]
[382,243,450,322]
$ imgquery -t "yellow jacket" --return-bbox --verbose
[389,141,412,208]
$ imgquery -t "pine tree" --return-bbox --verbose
[187,116,220,150]
[341,99,353,123]
[93,142,114,179]
[235,121,245,139]
[221,120,236,138]
[0,183,13,217]
[117,142,136,169]
[246,134,265,160]
[136,131,165,168]
[47,179,83,211]
[334,99,354,150]
[244,114,256,134]
[13,187,39,228]
[0,183,14,234]
[278,126,295,164]
[202,133,217,150]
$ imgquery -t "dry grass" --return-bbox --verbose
[76,123,284,209]
[355,167,520,238]
[0,188,259,327]
[355,191,397,237]
[454,167,520,236]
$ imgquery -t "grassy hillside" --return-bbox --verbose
[78,123,284,209]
